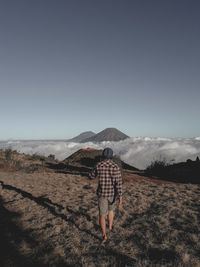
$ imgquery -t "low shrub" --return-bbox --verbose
[48,154,55,161]
[146,159,169,176]
[5,148,12,162]
[31,153,46,161]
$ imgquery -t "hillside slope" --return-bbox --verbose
[68,131,96,142]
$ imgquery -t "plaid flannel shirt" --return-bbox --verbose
[90,159,122,197]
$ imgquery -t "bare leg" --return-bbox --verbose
[108,210,115,230]
[100,215,107,243]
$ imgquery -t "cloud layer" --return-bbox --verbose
[1,137,200,169]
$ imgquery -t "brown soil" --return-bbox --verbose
[1,167,200,266]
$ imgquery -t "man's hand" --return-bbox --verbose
[118,197,123,207]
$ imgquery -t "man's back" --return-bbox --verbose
[93,159,122,198]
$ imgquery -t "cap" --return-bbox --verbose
[102,147,113,159]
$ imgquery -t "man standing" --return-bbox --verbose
[90,147,123,244]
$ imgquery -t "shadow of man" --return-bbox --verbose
[0,180,101,242]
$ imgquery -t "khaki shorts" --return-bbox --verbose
[98,196,116,215]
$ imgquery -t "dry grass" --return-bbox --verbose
[0,168,200,266]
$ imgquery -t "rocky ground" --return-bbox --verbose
[0,150,200,266]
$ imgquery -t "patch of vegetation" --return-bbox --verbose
[0,149,46,172]
[5,148,12,162]
[0,149,24,171]
[145,157,200,184]
[31,153,46,161]
[146,158,170,176]
[20,164,44,173]
[48,154,55,161]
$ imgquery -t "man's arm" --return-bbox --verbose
[113,166,123,206]
[89,167,98,180]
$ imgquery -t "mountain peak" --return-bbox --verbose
[69,131,96,142]
[81,128,129,143]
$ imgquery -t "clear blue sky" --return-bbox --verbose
[0,0,200,140]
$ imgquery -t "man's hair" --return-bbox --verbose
[102,147,113,159]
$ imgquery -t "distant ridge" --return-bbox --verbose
[68,131,96,142]
[63,148,138,171]
[81,128,129,143]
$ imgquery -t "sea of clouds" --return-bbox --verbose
[1,137,200,169]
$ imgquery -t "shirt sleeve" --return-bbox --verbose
[113,166,122,197]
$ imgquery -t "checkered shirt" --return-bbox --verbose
[90,159,122,197]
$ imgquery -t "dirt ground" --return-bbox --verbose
[0,169,200,266]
